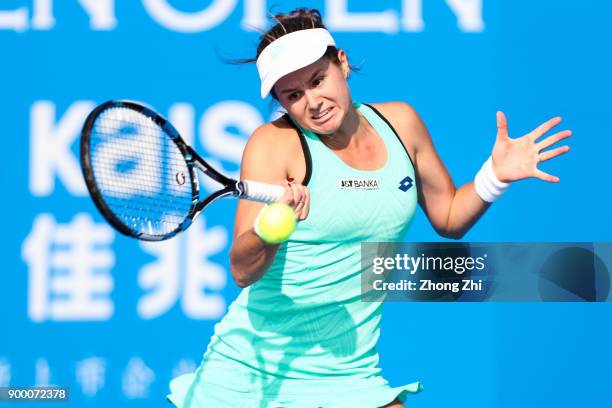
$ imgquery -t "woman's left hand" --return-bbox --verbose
[491,111,572,183]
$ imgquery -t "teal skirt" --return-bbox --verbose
[166,240,423,407]
[167,370,422,408]
[167,349,422,408]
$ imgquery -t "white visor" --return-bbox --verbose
[256,28,336,98]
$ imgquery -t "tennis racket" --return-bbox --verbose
[80,100,285,241]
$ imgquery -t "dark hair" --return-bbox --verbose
[235,8,356,99]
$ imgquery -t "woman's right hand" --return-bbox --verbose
[278,179,310,221]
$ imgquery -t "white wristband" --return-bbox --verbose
[474,157,510,203]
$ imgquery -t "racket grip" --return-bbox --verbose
[239,180,285,203]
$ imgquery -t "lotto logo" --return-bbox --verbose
[398,176,414,192]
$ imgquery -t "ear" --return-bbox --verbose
[337,49,350,79]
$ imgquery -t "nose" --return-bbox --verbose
[304,89,323,111]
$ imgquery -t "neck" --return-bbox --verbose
[319,103,362,150]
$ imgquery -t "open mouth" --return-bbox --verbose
[311,107,333,122]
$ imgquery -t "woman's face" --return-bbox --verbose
[273,50,351,135]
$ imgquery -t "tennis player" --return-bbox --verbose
[167,8,571,407]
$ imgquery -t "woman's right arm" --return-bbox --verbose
[229,124,310,288]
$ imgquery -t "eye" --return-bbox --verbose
[312,76,325,87]
[288,92,301,101]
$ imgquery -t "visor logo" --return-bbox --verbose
[270,44,287,60]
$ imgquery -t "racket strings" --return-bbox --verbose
[87,185,192,215]
[88,107,194,236]
[91,163,190,196]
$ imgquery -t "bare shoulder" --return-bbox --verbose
[241,115,306,182]
[369,101,430,154]
[369,101,420,124]
[246,116,295,149]
[369,101,423,136]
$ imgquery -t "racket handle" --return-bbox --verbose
[238,180,285,203]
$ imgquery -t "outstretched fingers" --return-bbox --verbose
[530,116,563,141]
[536,129,572,151]
[534,168,560,183]
[496,111,509,141]
[538,145,571,163]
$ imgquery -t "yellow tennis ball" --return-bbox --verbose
[255,203,297,244]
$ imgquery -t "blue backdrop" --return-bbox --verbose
[1,0,610,407]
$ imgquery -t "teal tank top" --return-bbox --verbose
[167,103,423,408]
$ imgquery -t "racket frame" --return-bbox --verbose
[81,100,241,241]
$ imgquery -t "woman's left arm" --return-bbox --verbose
[382,102,572,239]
